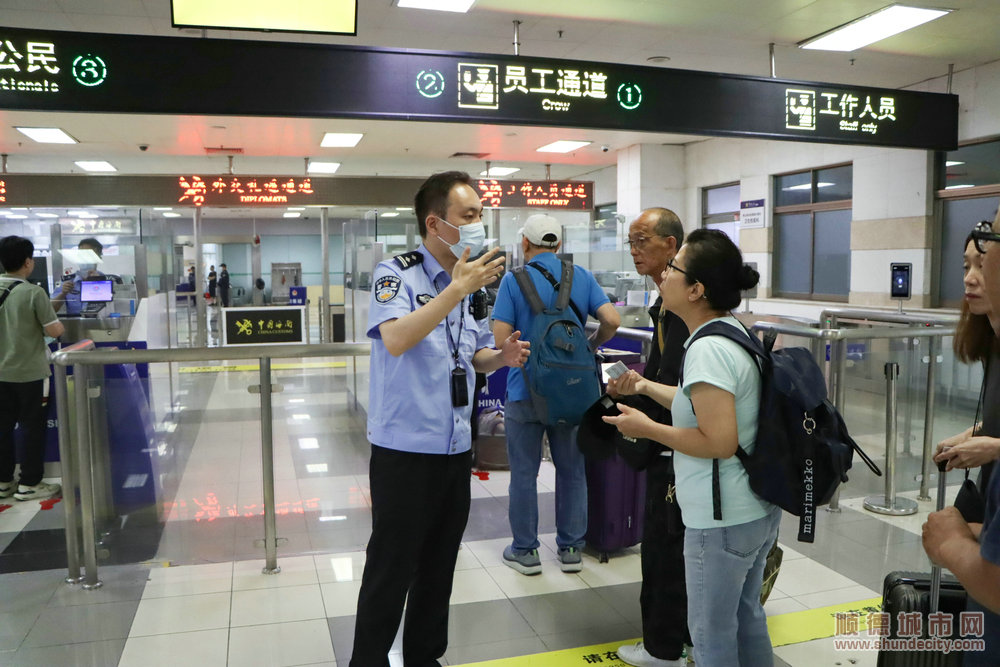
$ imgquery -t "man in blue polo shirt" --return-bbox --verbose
[350,171,530,667]
[492,214,620,575]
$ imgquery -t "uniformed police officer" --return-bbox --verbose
[350,171,530,667]
[51,237,104,316]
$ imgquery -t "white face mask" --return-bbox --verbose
[437,217,486,259]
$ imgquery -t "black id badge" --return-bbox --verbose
[451,367,469,407]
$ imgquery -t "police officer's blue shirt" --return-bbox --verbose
[63,274,87,316]
[366,244,493,455]
[491,252,609,403]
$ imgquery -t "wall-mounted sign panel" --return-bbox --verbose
[59,217,137,235]
[472,179,593,210]
[0,27,958,150]
[222,306,305,345]
[0,175,426,207]
[739,199,765,229]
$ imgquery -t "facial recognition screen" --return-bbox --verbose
[890,263,911,299]
[80,279,113,302]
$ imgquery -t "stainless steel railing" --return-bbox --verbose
[50,340,371,589]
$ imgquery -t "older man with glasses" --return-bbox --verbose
[611,208,692,667]
[925,209,1000,665]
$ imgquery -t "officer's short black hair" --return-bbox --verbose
[0,235,34,273]
[220,263,227,268]
[78,237,103,256]
[414,171,472,238]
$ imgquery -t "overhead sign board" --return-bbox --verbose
[0,27,959,150]
[472,179,593,210]
[0,174,426,207]
[222,306,305,345]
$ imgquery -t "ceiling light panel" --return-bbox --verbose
[320,132,364,147]
[537,140,591,153]
[307,161,341,174]
[74,161,116,172]
[15,127,78,144]
[480,167,520,177]
[799,4,952,52]
[397,0,475,12]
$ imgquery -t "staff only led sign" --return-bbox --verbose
[0,27,958,150]
[473,179,593,210]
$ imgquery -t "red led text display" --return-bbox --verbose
[177,175,316,206]
[473,179,593,210]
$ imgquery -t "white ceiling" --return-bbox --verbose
[0,0,997,185]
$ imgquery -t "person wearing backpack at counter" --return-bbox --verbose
[492,214,620,575]
[604,229,777,667]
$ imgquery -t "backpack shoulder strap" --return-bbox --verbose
[0,279,20,309]
[524,261,586,325]
[513,266,546,315]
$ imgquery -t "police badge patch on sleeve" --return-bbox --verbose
[374,275,402,303]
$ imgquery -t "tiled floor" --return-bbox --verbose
[0,360,979,666]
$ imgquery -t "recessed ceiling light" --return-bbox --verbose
[2,213,26,219]
[307,161,341,174]
[320,132,364,147]
[381,212,400,217]
[537,140,591,153]
[74,160,116,172]
[945,161,965,167]
[798,4,952,52]
[35,212,59,218]
[287,207,306,211]
[153,207,173,211]
[15,127,78,144]
[163,212,182,217]
[283,212,301,218]
[480,167,520,177]
[397,0,475,12]
[395,207,412,211]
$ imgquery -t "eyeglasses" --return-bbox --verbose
[624,235,664,250]
[666,259,694,279]
[972,222,1000,254]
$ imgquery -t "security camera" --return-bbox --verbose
[601,145,610,152]
[138,144,149,152]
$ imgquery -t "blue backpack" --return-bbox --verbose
[681,321,881,542]
[513,260,601,426]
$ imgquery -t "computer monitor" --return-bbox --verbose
[80,279,114,302]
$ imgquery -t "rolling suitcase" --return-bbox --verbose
[584,451,646,562]
[877,462,968,666]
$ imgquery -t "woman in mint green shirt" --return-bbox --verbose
[604,229,778,667]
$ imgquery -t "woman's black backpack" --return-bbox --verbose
[681,321,882,542]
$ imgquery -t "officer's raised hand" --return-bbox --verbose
[451,246,505,296]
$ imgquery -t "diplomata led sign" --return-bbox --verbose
[0,27,958,151]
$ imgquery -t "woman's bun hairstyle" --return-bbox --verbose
[683,229,754,311]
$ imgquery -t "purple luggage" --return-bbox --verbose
[584,452,646,562]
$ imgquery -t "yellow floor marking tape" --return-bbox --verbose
[179,361,346,373]
[452,597,883,666]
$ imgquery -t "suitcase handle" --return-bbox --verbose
[929,459,948,613]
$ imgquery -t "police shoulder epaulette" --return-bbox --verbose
[393,251,423,270]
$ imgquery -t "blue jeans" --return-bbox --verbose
[503,399,587,551]
[684,506,781,667]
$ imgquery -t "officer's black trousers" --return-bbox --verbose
[640,454,691,660]
[350,445,472,667]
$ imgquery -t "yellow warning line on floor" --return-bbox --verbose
[452,597,883,666]
[179,361,346,373]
